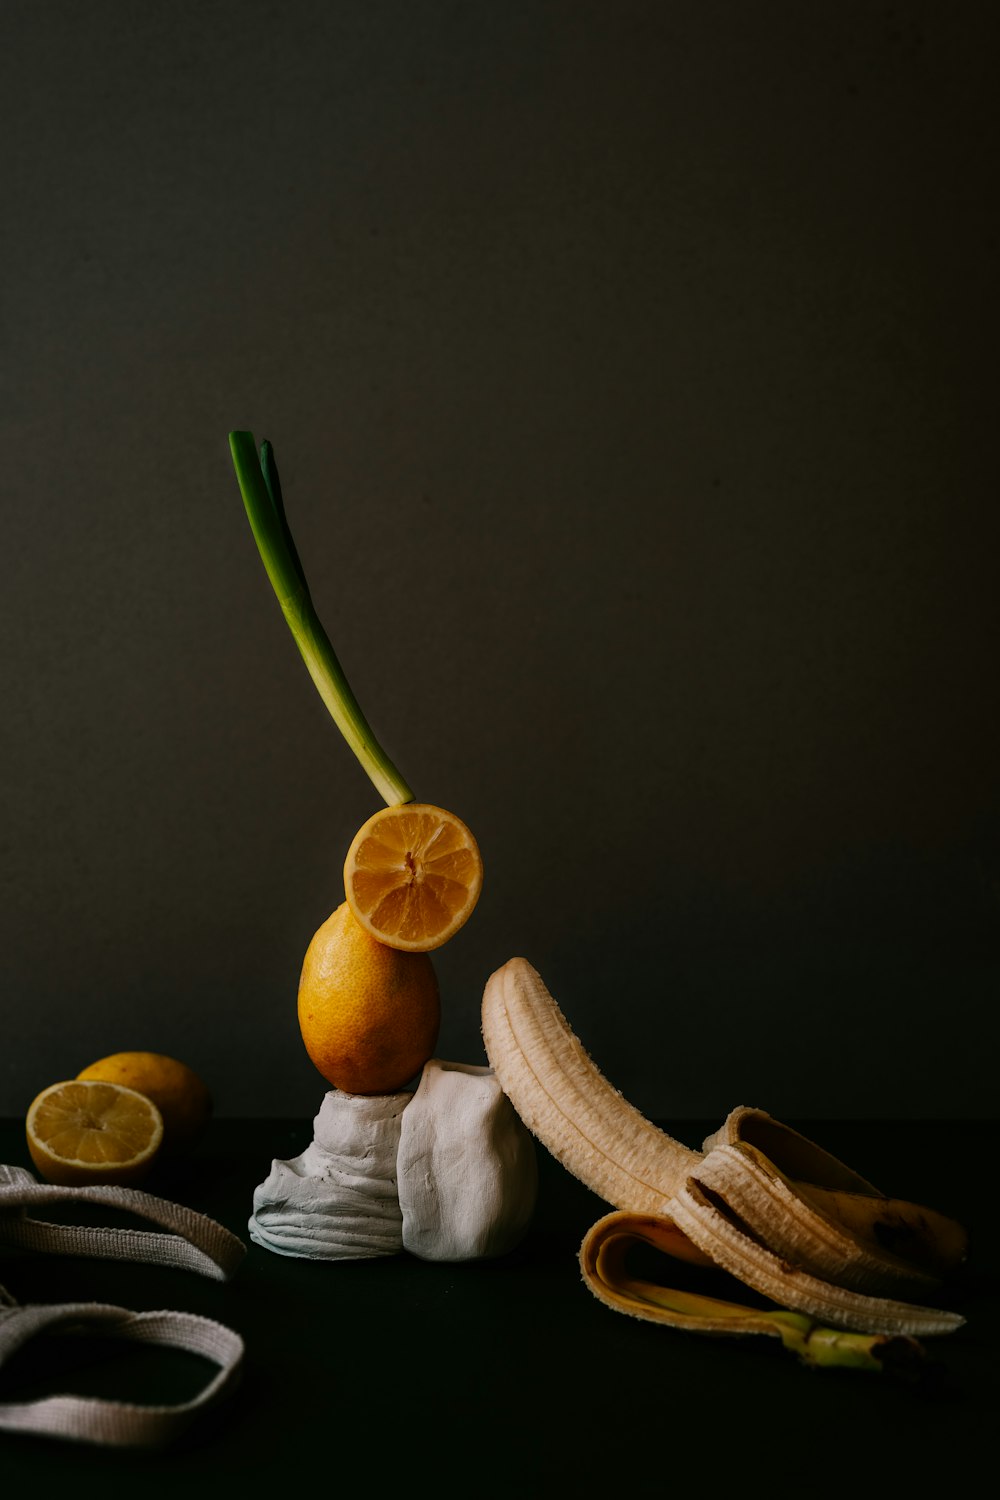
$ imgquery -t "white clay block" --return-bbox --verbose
[248,1089,411,1260]
[398,1060,538,1261]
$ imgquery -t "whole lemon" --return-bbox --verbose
[76,1052,212,1157]
[298,901,440,1095]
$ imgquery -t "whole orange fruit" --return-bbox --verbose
[76,1052,212,1158]
[298,901,440,1095]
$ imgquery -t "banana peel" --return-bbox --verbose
[580,1210,937,1378]
[481,957,970,1375]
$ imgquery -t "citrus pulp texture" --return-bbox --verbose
[77,1051,212,1157]
[298,901,440,1095]
[26,1079,164,1186]
[344,802,483,952]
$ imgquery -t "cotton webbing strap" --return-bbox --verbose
[0,1289,245,1447]
[0,1164,246,1281]
[0,1164,246,1447]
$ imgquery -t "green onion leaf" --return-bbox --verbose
[259,438,308,594]
[228,430,415,807]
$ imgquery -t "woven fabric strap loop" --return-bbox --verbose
[0,1166,247,1447]
[0,1288,244,1447]
[0,1164,246,1282]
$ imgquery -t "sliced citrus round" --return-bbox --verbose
[76,1051,212,1158]
[26,1079,164,1187]
[343,803,484,953]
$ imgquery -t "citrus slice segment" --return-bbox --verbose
[25,1079,164,1186]
[344,803,484,952]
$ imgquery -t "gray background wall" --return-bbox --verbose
[2,1,997,1122]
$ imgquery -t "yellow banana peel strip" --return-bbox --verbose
[579,1210,940,1377]
[703,1107,970,1293]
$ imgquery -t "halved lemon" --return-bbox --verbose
[26,1079,164,1186]
[344,803,484,952]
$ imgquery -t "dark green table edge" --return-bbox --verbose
[1,1117,996,1488]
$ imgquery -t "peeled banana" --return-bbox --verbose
[481,957,969,1368]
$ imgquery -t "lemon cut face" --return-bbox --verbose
[344,803,483,953]
[26,1079,164,1186]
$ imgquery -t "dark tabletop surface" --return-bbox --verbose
[0,1116,996,1492]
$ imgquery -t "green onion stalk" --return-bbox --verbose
[228,431,414,807]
